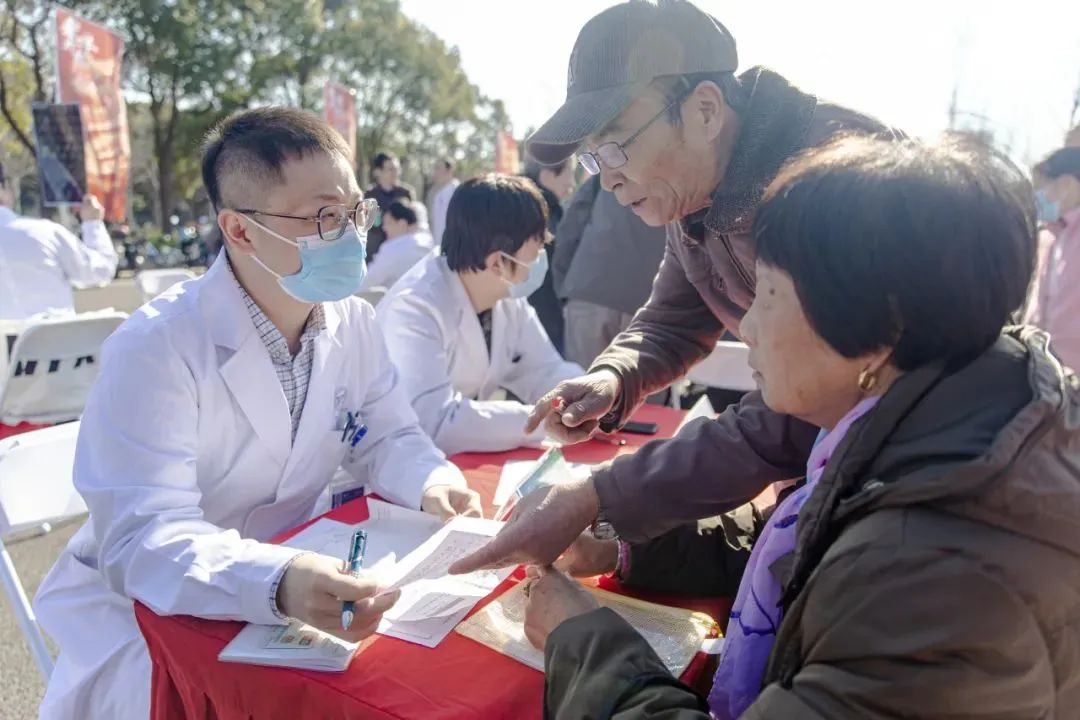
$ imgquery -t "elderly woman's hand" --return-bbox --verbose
[523,565,600,651]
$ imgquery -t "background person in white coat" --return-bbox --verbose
[0,162,118,321]
[378,174,583,455]
[33,107,480,720]
[429,157,459,245]
[359,200,434,292]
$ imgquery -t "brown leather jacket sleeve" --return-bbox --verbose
[590,230,724,419]
[591,395,817,543]
[745,545,1053,719]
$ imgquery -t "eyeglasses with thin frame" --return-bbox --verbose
[232,198,378,242]
[578,87,691,176]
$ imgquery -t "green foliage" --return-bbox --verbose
[0,0,511,220]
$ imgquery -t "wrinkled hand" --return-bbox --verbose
[524,370,621,445]
[277,554,400,642]
[421,484,483,521]
[78,194,105,221]
[448,479,599,575]
[523,566,600,651]
[554,532,619,578]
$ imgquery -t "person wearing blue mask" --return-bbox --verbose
[378,174,584,454]
[34,107,481,720]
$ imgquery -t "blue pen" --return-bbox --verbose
[350,424,368,448]
[341,529,368,630]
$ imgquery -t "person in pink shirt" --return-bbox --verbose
[1032,147,1080,370]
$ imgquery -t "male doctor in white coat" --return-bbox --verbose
[34,107,480,719]
[378,174,582,455]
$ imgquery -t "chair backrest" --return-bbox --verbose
[0,311,127,425]
[135,269,197,303]
[0,421,85,535]
[685,340,756,392]
[0,319,25,385]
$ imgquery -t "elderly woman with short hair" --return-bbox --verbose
[523,135,1080,719]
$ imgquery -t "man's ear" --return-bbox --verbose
[219,210,255,257]
[682,80,728,145]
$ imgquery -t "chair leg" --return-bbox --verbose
[0,536,54,680]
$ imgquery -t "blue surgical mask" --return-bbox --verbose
[248,219,368,303]
[1035,189,1061,224]
[500,248,548,299]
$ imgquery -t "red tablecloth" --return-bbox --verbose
[135,405,732,719]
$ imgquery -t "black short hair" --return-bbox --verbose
[385,200,417,226]
[372,152,397,171]
[754,134,1036,372]
[439,158,454,172]
[0,161,6,187]
[1033,146,1080,182]
[201,107,350,212]
[442,174,549,272]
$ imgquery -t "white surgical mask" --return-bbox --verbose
[499,248,548,299]
[246,218,368,303]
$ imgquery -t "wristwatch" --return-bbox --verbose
[590,508,618,541]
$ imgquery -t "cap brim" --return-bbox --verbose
[526,83,646,165]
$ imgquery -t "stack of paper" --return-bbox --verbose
[456,583,718,676]
[219,505,513,669]
[218,620,360,671]
[376,515,514,647]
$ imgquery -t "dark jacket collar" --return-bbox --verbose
[782,327,1080,607]
[694,67,818,236]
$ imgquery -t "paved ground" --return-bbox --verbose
[0,520,81,720]
[73,277,143,315]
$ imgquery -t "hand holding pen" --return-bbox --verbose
[342,530,368,630]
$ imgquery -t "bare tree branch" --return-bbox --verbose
[0,69,36,156]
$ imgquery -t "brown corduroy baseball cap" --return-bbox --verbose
[527,0,738,165]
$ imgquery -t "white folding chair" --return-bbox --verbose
[0,421,85,680]
[134,268,197,303]
[0,319,26,390]
[0,311,127,426]
[686,340,756,392]
[670,340,756,408]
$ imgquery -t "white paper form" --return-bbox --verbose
[282,499,442,572]
[457,583,717,675]
[376,515,514,647]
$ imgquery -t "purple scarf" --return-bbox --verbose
[708,396,880,719]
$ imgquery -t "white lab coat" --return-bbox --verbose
[430,179,459,245]
[0,207,118,320]
[360,229,435,291]
[377,254,583,455]
[33,255,465,720]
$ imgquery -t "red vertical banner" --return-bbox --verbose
[323,82,357,168]
[494,129,520,175]
[54,9,129,222]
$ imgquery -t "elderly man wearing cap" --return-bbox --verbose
[451,0,898,665]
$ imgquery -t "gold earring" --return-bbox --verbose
[858,369,878,393]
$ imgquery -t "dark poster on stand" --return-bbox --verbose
[31,103,87,206]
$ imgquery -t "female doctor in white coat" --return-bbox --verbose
[378,175,583,455]
[34,107,480,720]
